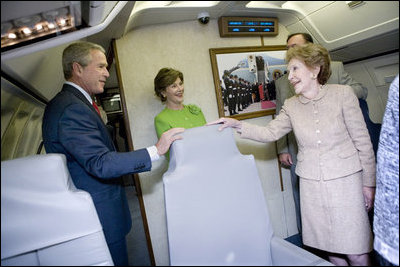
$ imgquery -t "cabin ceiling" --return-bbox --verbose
[1,1,399,82]
[124,1,399,63]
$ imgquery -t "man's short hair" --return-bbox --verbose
[62,41,105,80]
[287,33,314,44]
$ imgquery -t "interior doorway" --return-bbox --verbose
[93,40,153,265]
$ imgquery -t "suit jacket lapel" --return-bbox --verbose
[62,84,98,115]
[61,84,115,150]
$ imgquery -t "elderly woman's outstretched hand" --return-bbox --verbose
[207,117,242,131]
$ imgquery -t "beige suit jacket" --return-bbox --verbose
[241,84,375,186]
[275,61,368,156]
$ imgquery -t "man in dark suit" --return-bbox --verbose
[42,41,184,265]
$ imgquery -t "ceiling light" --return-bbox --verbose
[8,33,17,39]
[22,28,32,35]
[1,4,80,51]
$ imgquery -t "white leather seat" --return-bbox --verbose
[163,124,333,266]
[1,154,113,266]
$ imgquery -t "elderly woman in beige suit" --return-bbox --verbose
[208,43,375,266]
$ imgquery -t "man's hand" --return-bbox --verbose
[278,153,293,166]
[156,128,185,156]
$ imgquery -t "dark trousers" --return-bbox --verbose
[290,162,302,235]
[358,98,381,157]
[373,250,397,266]
[108,238,129,266]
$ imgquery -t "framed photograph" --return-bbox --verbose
[209,45,287,120]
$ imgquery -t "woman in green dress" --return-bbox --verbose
[154,68,206,157]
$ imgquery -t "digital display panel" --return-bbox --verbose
[228,27,274,32]
[219,17,278,37]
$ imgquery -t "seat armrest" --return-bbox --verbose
[270,236,334,266]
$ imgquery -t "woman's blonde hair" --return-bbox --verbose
[286,43,331,85]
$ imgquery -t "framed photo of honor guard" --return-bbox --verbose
[209,45,287,120]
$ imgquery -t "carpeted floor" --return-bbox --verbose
[125,185,151,266]
[260,100,276,109]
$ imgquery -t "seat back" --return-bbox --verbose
[1,154,113,266]
[163,125,273,265]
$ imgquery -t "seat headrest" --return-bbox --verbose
[169,124,239,168]
[1,153,73,192]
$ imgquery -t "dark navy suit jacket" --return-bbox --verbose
[42,83,152,244]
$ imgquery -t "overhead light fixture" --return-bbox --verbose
[1,4,81,51]
[346,1,365,8]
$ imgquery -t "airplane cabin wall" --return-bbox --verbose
[1,77,46,160]
[115,19,295,266]
[343,52,399,123]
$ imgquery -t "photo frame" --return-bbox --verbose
[209,45,287,120]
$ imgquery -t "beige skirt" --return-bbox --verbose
[300,171,373,254]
